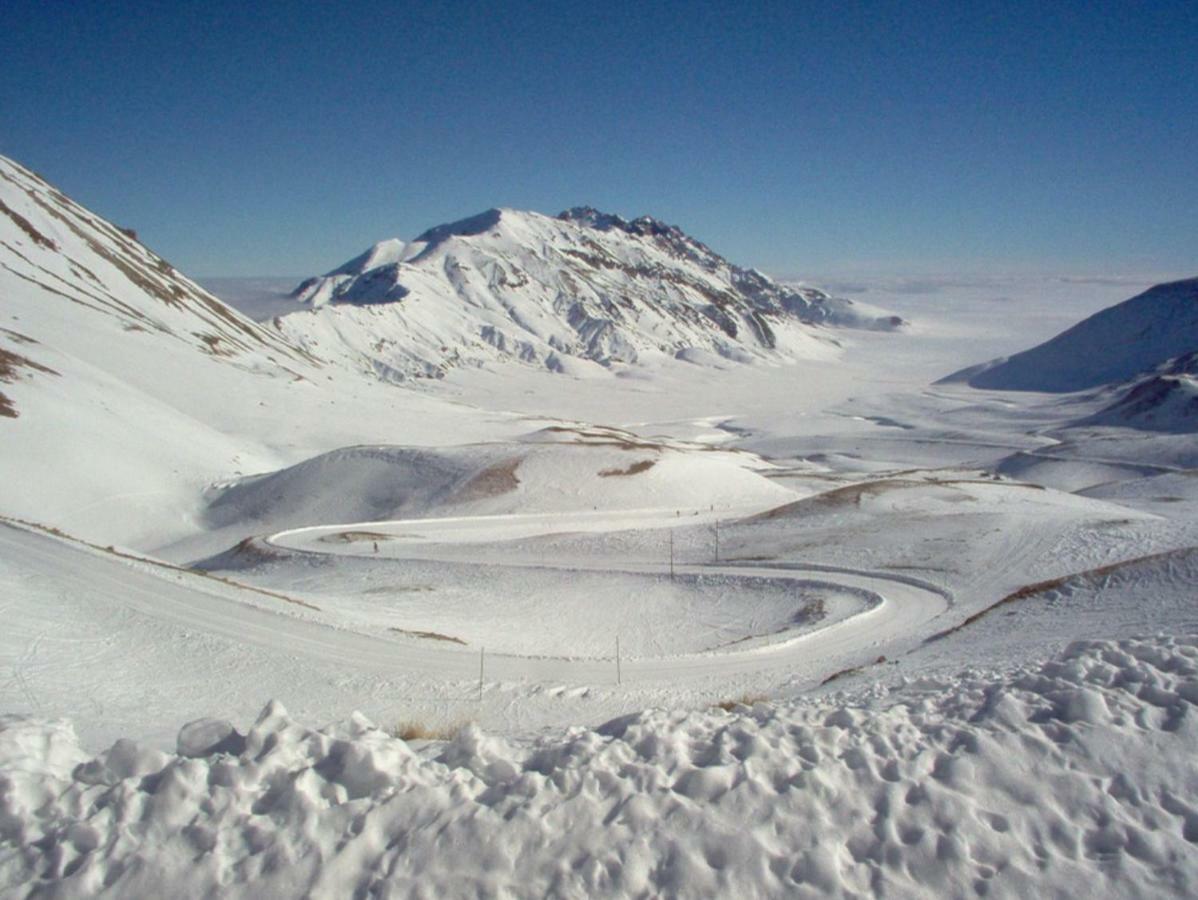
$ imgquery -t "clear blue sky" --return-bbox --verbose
[4,0,1195,277]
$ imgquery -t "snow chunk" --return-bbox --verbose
[177,717,246,758]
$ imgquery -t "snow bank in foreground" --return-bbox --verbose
[2,636,1196,898]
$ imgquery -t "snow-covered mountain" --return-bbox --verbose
[942,277,1198,392]
[279,206,904,379]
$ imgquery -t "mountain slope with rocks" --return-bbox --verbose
[278,206,904,379]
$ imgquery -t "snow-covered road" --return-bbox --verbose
[264,509,953,681]
[3,512,950,700]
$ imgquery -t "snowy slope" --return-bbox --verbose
[0,156,312,380]
[942,277,1198,391]
[0,155,525,545]
[1073,351,1198,432]
[0,156,322,541]
[277,206,904,378]
[1080,373,1198,432]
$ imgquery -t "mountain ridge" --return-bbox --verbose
[282,205,905,379]
[942,277,1198,393]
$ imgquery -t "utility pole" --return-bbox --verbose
[478,647,485,701]
[714,519,720,564]
[669,530,675,581]
[616,635,622,685]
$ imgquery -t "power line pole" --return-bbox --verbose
[714,519,720,564]
[669,530,675,581]
[478,647,485,701]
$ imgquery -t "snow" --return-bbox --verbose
[3,635,1196,897]
[0,157,534,547]
[2,153,1197,896]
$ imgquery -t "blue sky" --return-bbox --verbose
[5,1,1195,277]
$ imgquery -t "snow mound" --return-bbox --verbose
[205,444,515,531]
[277,206,905,379]
[941,277,1198,392]
[3,635,1196,897]
[204,439,793,536]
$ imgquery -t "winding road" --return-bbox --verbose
[262,508,954,685]
[4,511,953,696]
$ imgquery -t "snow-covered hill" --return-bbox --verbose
[1080,350,1198,432]
[942,277,1198,391]
[203,431,792,535]
[278,206,904,379]
[1081,374,1198,433]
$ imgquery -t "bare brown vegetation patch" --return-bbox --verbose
[451,457,521,502]
[195,333,235,357]
[0,345,60,418]
[820,665,864,686]
[215,536,290,566]
[541,424,664,451]
[320,530,395,544]
[599,459,656,477]
[712,693,769,712]
[389,627,466,645]
[391,720,470,742]
[0,328,37,345]
[0,347,59,382]
[820,656,887,686]
[0,197,56,250]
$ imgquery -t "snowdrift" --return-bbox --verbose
[3,635,1195,897]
